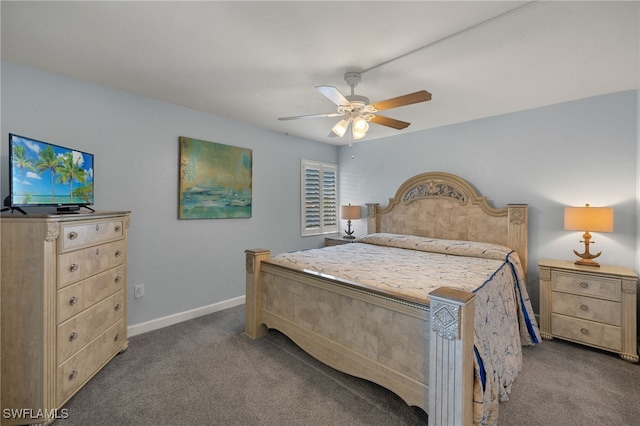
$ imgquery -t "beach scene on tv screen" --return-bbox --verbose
[11,135,94,206]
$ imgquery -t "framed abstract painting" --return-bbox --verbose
[179,137,252,219]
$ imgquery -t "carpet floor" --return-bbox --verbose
[56,305,640,426]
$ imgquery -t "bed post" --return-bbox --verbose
[507,204,528,275]
[428,287,475,426]
[244,249,270,339]
[366,203,380,234]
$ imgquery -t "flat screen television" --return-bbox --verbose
[7,133,95,214]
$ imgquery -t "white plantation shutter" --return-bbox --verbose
[301,160,338,236]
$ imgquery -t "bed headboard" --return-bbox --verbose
[366,171,529,273]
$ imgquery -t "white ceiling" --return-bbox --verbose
[2,1,639,145]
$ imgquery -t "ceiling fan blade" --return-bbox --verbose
[370,115,411,130]
[316,85,350,107]
[371,90,432,112]
[278,112,342,121]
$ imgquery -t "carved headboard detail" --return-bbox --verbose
[366,171,529,274]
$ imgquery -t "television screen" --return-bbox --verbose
[9,133,94,210]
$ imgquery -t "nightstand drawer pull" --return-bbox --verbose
[114,303,121,312]
[115,250,122,258]
[69,331,78,342]
[580,328,589,335]
[69,264,78,273]
[69,370,78,380]
[114,225,122,233]
[69,296,77,306]
[114,333,120,342]
[580,304,589,312]
[95,224,100,231]
[579,281,589,289]
[115,276,122,284]
[96,248,100,256]
[68,231,78,240]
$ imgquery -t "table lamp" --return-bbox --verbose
[564,204,614,267]
[340,204,360,240]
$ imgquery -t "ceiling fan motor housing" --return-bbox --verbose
[344,71,361,88]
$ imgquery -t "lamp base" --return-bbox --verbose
[573,231,602,267]
[574,258,601,268]
[343,219,355,240]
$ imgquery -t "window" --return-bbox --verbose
[301,159,338,236]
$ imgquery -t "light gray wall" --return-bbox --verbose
[0,61,337,326]
[2,61,637,327]
[338,90,639,312]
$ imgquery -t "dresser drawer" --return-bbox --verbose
[552,270,620,301]
[60,219,124,252]
[57,290,125,362]
[551,291,621,326]
[57,240,125,288]
[551,313,622,351]
[58,265,126,323]
[56,319,126,405]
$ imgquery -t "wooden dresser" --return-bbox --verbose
[538,258,638,363]
[1,211,130,425]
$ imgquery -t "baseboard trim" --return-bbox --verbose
[127,295,245,337]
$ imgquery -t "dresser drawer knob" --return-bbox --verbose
[95,224,100,231]
[115,250,122,258]
[580,304,589,312]
[69,370,78,380]
[96,248,100,256]
[114,333,120,342]
[68,231,78,240]
[69,296,77,306]
[115,276,122,284]
[69,264,78,273]
[580,328,589,335]
[114,303,121,312]
[114,225,122,233]
[69,331,78,342]
[579,281,589,289]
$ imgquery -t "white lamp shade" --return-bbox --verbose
[351,116,369,140]
[332,119,349,137]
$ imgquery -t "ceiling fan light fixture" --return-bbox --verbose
[353,115,369,131]
[332,119,349,137]
[352,116,369,140]
[352,128,367,140]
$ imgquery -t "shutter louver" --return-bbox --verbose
[301,160,338,236]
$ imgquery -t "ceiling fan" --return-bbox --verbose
[278,72,431,141]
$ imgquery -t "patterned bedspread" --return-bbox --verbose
[270,233,540,425]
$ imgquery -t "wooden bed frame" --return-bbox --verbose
[245,171,528,425]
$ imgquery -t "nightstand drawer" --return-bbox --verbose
[551,291,621,326]
[552,270,620,301]
[552,313,621,351]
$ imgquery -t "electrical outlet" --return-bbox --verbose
[134,284,145,299]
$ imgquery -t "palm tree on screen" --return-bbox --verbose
[12,144,36,203]
[56,152,88,203]
[35,145,60,202]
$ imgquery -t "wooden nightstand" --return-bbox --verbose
[324,236,355,247]
[538,259,638,362]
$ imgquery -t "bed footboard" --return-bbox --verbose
[245,249,475,425]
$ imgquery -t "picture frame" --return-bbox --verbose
[178,137,252,219]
